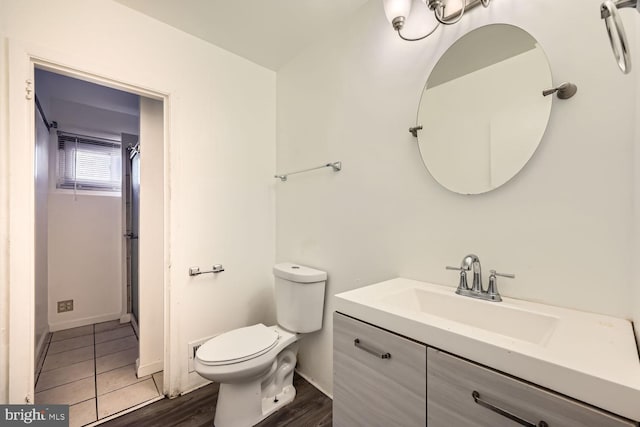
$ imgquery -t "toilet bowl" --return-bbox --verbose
[194,263,327,427]
[195,324,298,384]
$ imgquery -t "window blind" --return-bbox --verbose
[57,133,122,192]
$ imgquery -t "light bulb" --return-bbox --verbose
[383,0,412,30]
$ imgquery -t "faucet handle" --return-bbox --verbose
[446,265,470,271]
[491,270,515,279]
[486,270,515,302]
[447,266,470,291]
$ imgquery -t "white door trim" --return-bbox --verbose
[8,38,36,404]
[6,38,175,402]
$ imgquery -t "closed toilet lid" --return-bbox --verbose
[197,323,279,366]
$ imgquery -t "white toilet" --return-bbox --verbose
[194,262,327,427]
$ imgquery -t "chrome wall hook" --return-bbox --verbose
[542,82,578,99]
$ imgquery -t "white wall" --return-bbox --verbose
[276,0,637,394]
[34,108,49,358]
[0,0,275,400]
[47,194,123,330]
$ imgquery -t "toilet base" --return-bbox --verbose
[213,346,298,427]
[214,382,296,427]
[261,384,296,419]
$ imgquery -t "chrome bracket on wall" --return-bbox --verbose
[189,264,225,276]
[542,82,577,100]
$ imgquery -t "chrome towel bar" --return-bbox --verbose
[189,264,225,276]
[275,161,342,182]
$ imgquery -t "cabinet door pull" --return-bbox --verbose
[472,391,548,427]
[353,338,391,359]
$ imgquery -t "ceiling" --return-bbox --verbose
[114,0,371,71]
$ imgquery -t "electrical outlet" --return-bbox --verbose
[57,299,73,313]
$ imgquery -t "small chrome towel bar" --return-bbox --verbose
[189,264,225,276]
[275,161,342,182]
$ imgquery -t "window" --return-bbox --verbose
[57,132,122,192]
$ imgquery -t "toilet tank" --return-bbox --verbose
[273,263,327,333]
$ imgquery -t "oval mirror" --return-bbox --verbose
[416,24,552,195]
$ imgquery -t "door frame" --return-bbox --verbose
[6,38,174,403]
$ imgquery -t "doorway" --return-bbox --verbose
[28,67,166,422]
[34,69,138,335]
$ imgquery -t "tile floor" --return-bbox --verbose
[35,320,163,427]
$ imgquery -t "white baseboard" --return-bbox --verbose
[119,313,131,323]
[49,312,121,332]
[175,368,331,402]
[295,369,333,399]
[182,370,211,396]
[180,379,212,397]
[137,360,163,378]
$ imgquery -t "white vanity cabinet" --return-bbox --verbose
[427,347,637,427]
[333,312,427,427]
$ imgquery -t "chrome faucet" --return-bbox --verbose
[446,254,514,302]
[470,255,483,293]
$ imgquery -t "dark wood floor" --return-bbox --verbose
[101,373,332,427]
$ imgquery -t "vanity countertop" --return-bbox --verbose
[334,278,640,421]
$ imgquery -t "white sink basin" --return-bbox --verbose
[380,287,558,345]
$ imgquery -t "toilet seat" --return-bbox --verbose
[197,324,279,366]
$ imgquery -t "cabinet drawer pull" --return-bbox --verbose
[472,391,548,427]
[353,338,391,359]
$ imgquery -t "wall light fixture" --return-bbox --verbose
[383,0,491,41]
